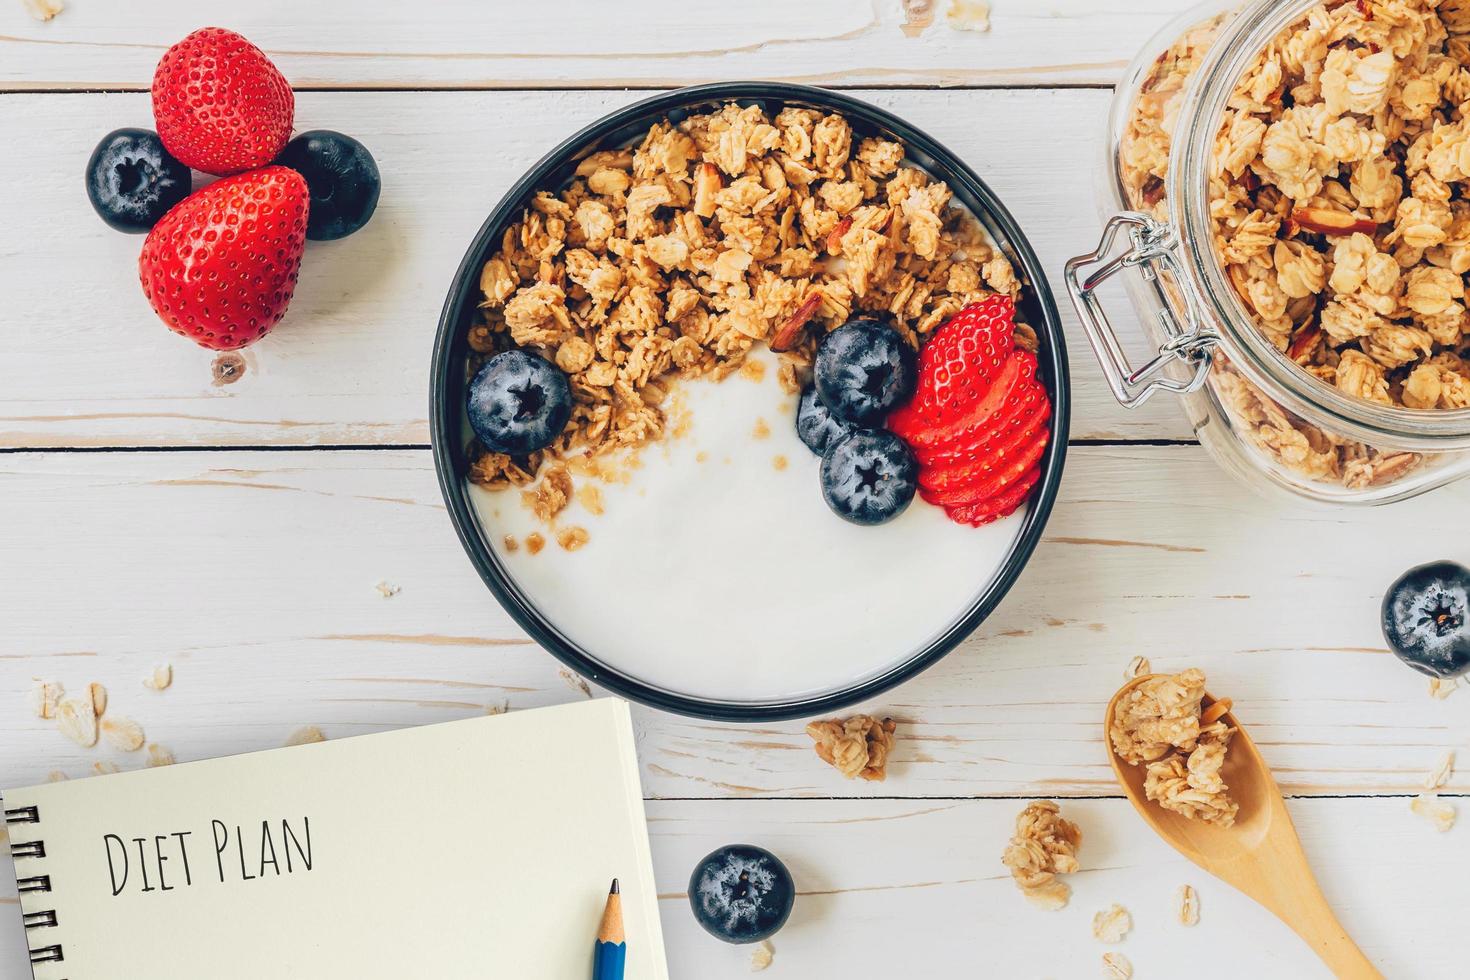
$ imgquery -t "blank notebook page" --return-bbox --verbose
[3,698,667,979]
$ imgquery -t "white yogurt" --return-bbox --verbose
[468,349,1027,704]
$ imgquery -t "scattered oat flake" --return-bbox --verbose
[101,717,145,752]
[525,532,546,555]
[375,580,401,599]
[1429,677,1459,700]
[89,682,108,717]
[47,771,68,783]
[144,664,173,692]
[1101,952,1133,979]
[285,726,327,747]
[750,940,774,971]
[28,680,63,720]
[22,0,64,22]
[1124,656,1151,680]
[146,743,176,768]
[1176,883,1200,926]
[1425,751,1455,791]
[1411,793,1457,832]
[558,668,593,698]
[576,484,604,516]
[93,761,122,776]
[503,534,520,552]
[1092,904,1132,944]
[56,697,98,747]
[946,0,990,33]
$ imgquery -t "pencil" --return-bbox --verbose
[593,878,626,980]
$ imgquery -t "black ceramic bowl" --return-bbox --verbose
[430,82,1070,722]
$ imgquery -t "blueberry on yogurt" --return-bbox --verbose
[820,429,918,526]
[466,350,572,455]
[795,385,858,456]
[688,844,795,944]
[813,318,917,425]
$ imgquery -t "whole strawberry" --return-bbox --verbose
[152,27,294,176]
[139,166,309,350]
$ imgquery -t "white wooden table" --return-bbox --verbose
[2,2,1466,976]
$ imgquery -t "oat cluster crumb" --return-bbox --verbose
[1110,669,1239,827]
[468,101,1026,519]
[1176,883,1201,926]
[1425,750,1456,789]
[143,664,173,692]
[1118,2,1470,489]
[1000,800,1083,910]
[805,714,897,781]
[1124,655,1152,681]
[374,580,401,599]
[1429,676,1459,699]
[1092,903,1133,944]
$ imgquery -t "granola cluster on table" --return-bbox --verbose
[1000,800,1083,910]
[1110,668,1239,827]
[466,102,1026,513]
[1121,1,1470,489]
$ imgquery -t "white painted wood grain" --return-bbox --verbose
[2,447,1465,798]
[1,796,1464,977]
[0,88,1185,449]
[0,0,1189,90]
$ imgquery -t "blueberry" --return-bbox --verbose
[795,385,858,457]
[466,350,572,455]
[820,429,917,526]
[276,130,381,241]
[813,318,917,426]
[1382,560,1470,680]
[688,844,795,944]
[85,128,191,234]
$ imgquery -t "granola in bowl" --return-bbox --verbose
[432,84,1068,716]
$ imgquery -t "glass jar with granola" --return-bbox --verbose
[1068,0,1470,504]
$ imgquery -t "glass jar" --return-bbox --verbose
[1069,0,1470,504]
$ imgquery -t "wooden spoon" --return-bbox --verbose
[1105,676,1382,980]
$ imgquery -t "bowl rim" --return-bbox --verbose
[430,81,1071,722]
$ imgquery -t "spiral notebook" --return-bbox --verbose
[3,699,668,979]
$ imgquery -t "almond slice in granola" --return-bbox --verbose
[100,717,145,752]
[56,697,98,747]
[770,291,824,353]
[1289,207,1377,237]
[1199,697,1232,725]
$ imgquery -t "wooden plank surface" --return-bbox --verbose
[1,796,1463,977]
[0,88,1187,449]
[2,446,1464,798]
[0,0,1186,90]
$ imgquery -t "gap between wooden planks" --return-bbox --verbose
[0,87,1183,448]
[0,446,1463,799]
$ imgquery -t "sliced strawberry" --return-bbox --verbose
[917,397,1050,490]
[889,297,1015,434]
[918,424,1049,508]
[944,466,1042,527]
[899,348,1037,450]
[914,377,1050,468]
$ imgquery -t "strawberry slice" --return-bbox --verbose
[918,425,1049,508]
[888,297,1014,435]
[944,466,1042,527]
[899,348,1037,450]
[914,377,1051,468]
[917,398,1050,491]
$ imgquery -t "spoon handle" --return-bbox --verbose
[1271,882,1382,980]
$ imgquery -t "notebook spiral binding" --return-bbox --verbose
[5,803,63,968]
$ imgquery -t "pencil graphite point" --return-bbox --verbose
[598,878,626,945]
[610,878,620,895]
